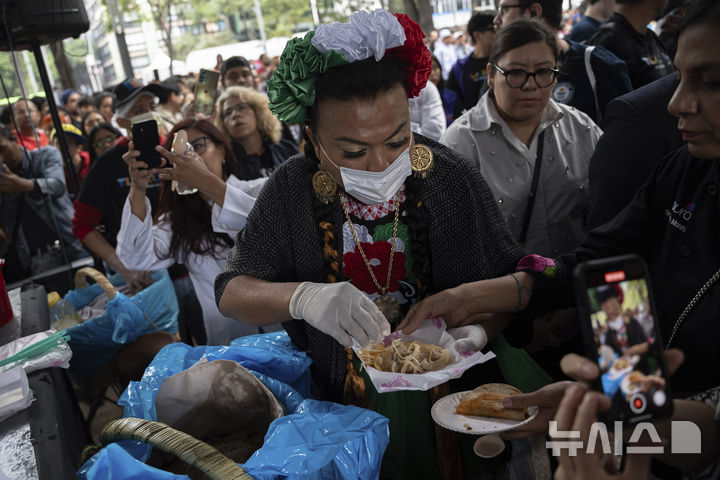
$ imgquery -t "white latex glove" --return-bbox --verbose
[448,325,488,353]
[289,282,391,347]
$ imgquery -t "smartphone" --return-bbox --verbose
[132,119,163,170]
[194,68,220,116]
[573,254,673,426]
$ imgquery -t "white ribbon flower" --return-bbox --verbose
[312,9,406,62]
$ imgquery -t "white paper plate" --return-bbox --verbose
[431,391,539,435]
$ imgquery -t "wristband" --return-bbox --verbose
[510,273,532,312]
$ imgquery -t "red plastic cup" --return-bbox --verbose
[0,259,13,326]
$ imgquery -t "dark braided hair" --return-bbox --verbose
[403,172,434,298]
[303,130,344,284]
[305,56,434,297]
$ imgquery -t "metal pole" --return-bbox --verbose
[254,0,268,55]
[32,44,79,196]
[10,51,28,96]
[106,0,134,78]
[310,0,320,25]
[21,50,39,94]
[40,46,56,95]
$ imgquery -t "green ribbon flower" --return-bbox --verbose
[266,31,349,124]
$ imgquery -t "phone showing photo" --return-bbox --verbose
[573,254,673,425]
[132,119,162,170]
[194,68,220,116]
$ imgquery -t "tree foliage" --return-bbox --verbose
[100,0,420,65]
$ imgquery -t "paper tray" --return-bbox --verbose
[353,317,496,393]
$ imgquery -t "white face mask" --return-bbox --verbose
[317,140,412,205]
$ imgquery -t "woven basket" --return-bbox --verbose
[99,417,254,480]
[74,267,118,300]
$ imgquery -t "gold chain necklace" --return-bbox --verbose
[340,191,402,324]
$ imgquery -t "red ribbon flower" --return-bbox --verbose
[343,241,407,294]
[386,13,432,98]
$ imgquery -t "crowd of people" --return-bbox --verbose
[1,0,719,478]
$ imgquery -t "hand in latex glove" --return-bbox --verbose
[119,267,153,294]
[289,282,391,347]
[448,325,487,353]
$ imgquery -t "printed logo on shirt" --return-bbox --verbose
[664,201,695,232]
[115,173,162,189]
[552,82,575,104]
[641,53,672,71]
[470,69,488,83]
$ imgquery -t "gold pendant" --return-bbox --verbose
[312,166,337,204]
[411,144,434,178]
[374,295,401,325]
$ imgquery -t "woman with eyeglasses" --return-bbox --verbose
[214,86,299,181]
[117,118,271,345]
[442,18,601,257]
[87,122,121,163]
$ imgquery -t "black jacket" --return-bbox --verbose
[530,146,720,395]
[231,138,299,181]
[589,12,674,89]
[74,140,161,247]
[588,74,684,229]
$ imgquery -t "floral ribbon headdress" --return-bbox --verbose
[266,10,432,124]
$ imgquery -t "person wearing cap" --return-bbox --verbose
[221,56,256,91]
[11,99,48,151]
[447,11,497,119]
[0,124,88,284]
[51,124,90,183]
[155,79,185,133]
[433,28,457,81]
[60,89,82,127]
[72,78,164,291]
[453,30,470,58]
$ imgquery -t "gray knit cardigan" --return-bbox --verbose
[215,135,525,401]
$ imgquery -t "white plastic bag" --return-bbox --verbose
[0,330,72,374]
[353,317,496,393]
[0,366,33,423]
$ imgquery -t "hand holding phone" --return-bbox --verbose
[573,255,674,426]
[132,119,163,170]
[194,69,220,116]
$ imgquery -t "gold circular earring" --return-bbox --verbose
[312,164,337,204]
[411,144,434,179]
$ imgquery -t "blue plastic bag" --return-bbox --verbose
[78,332,390,480]
[243,399,389,480]
[66,269,179,382]
[117,335,309,462]
[79,443,189,480]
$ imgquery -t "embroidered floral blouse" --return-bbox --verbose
[341,189,417,327]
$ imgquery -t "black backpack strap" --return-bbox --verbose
[518,131,545,244]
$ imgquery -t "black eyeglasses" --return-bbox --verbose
[189,136,211,155]
[492,64,559,88]
[497,3,527,16]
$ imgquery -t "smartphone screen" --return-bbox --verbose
[194,69,220,116]
[574,255,673,425]
[132,119,162,170]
